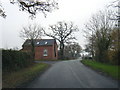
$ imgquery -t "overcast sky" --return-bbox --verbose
[0,0,114,49]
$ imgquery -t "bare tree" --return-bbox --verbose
[43,21,79,59]
[0,2,6,18]
[108,0,120,64]
[20,24,43,60]
[84,34,96,59]
[10,0,58,18]
[64,42,82,59]
[108,0,120,28]
[84,9,115,63]
[20,24,43,39]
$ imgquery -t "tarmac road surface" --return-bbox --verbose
[24,59,118,88]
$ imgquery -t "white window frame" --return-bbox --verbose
[43,49,48,56]
[37,42,39,44]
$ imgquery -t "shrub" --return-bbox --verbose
[108,50,119,65]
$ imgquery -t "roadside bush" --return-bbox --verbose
[108,50,119,65]
[2,49,31,72]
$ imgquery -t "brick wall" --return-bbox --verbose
[35,44,58,60]
[21,42,58,60]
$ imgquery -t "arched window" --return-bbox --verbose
[43,49,48,56]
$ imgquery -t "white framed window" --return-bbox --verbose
[43,49,48,56]
[45,41,48,44]
[37,42,39,44]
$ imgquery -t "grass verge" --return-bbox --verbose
[2,63,49,88]
[81,60,120,80]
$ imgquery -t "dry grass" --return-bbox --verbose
[2,63,49,88]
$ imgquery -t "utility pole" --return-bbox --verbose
[117,0,120,65]
[92,31,94,60]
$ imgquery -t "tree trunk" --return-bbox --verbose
[31,38,35,61]
[60,41,64,59]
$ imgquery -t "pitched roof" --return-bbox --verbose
[23,39,56,46]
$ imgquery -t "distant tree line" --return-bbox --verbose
[63,42,82,60]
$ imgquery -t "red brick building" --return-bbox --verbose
[21,39,58,60]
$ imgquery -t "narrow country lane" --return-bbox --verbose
[24,60,118,88]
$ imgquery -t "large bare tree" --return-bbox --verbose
[43,21,79,59]
[10,0,58,18]
[0,0,58,18]
[20,24,43,60]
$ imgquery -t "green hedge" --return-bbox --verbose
[2,49,31,72]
